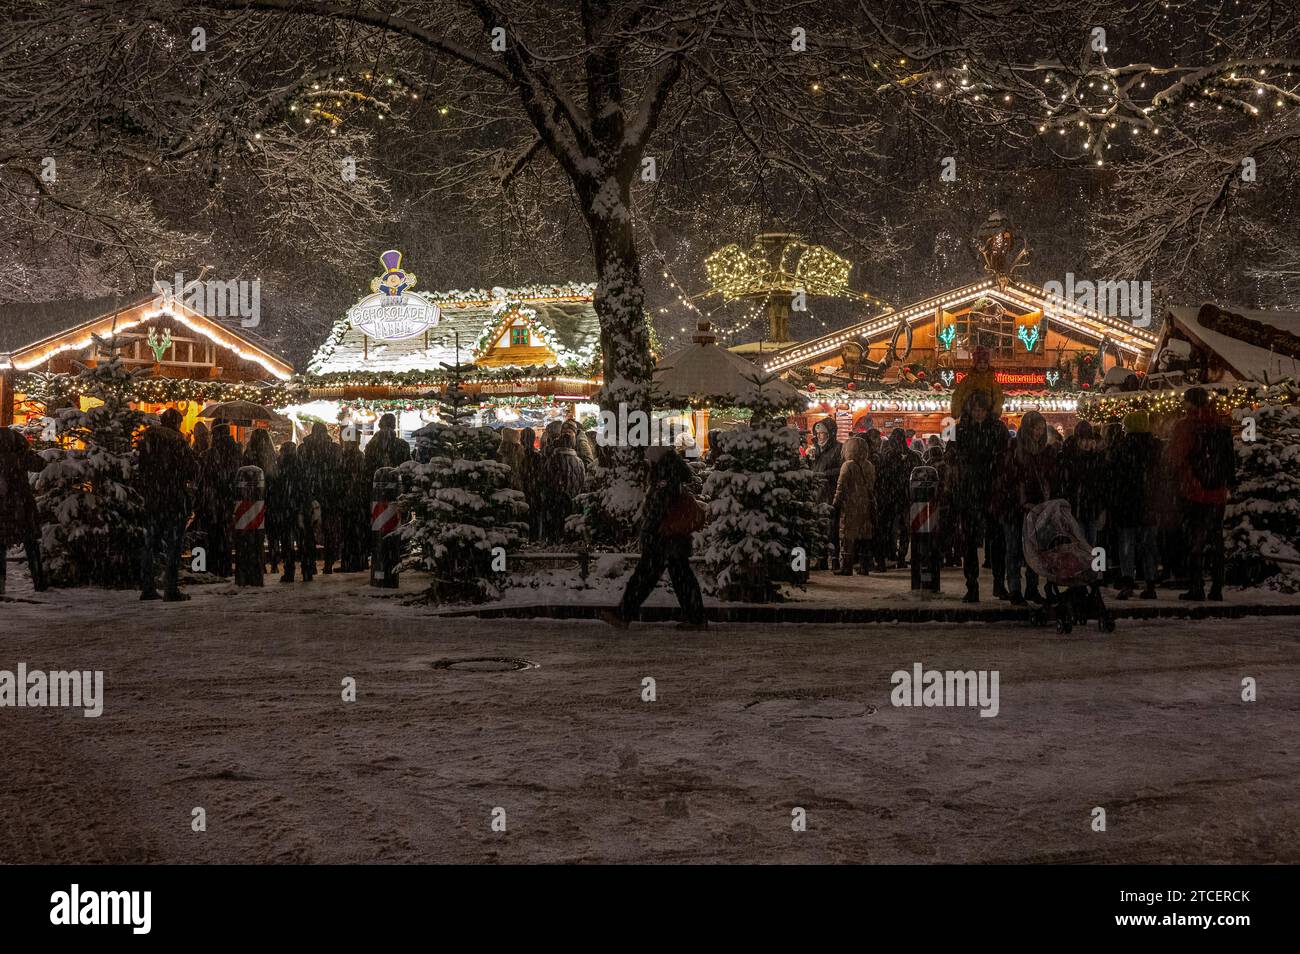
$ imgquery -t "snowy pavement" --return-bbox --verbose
[1,567,1297,863]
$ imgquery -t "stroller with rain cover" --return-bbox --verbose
[1022,499,1115,634]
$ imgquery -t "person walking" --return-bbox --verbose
[0,426,48,597]
[301,422,343,574]
[1167,387,1235,601]
[602,448,706,629]
[271,441,316,583]
[952,391,1008,602]
[1003,410,1057,605]
[197,423,243,578]
[1108,411,1162,600]
[136,408,199,601]
[832,436,876,575]
[809,418,842,570]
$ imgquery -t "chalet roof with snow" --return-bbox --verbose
[756,276,1161,375]
[1160,303,1300,383]
[654,321,805,408]
[0,292,293,380]
[306,283,601,377]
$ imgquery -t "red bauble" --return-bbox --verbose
[846,382,857,391]
[806,383,816,392]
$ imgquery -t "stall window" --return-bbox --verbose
[510,327,530,347]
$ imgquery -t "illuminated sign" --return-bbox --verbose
[351,250,440,341]
[955,369,1050,386]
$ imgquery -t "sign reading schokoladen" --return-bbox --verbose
[349,249,441,341]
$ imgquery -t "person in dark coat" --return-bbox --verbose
[832,436,876,575]
[244,428,280,572]
[301,422,343,573]
[338,437,370,572]
[271,441,316,583]
[136,408,199,600]
[363,413,411,476]
[1002,410,1058,605]
[1108,411,1162,600]
[197,423,244,578]
[1167,386,1234,601]
[875,428,914,570]
[541,432,586,543]
[809,417,842,570]
[0,426,47,596]
[602,447,706,629]
[1058,420,1108,546]
[191,421,212,456]
[518,426,543,542]
[952,391,1008,602]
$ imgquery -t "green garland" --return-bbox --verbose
[18,370,306,407]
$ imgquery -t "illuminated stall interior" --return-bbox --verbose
[0,294,295,434]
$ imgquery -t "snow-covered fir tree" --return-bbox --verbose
[35,342,149,586]
[398,347,527,603]
[698,389,826,602]
[1225,403,1300,592]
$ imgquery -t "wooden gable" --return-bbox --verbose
[474,306,560,368]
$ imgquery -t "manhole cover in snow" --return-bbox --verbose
[432,657,540,672]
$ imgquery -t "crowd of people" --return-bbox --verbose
[1,373,1238,614]
[803,383,1237,604]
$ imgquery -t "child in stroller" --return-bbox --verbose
[1022,499,1115,633]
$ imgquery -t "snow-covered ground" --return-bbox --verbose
[1,566,1297,863]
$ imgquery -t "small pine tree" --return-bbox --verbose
[1225,403,1300,591]
[698,382,826,601]
[398,338,527,603]
[35,340,150,586]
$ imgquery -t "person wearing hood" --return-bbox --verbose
[0,426,48,597]
[136,408,199,601]
[875,427,914,570]
[1058,420,1108,546]
[832,436,876,575]
[541,431,586,542]
[518,426,543,541]
[1167,387,1235,601]
[950,346,1005,418]
[562,418,597,471]
[1108,411,1162,600]
[191,420,212,455]
[952,390,1009,602]
[602,447,706,630]
[1002,410,1057,605]
[197,423,244,578]
[809,417,842,570]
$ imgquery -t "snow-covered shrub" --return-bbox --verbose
[1225,403,1300,591]
[35,351,149,586]
[698,412,826,602]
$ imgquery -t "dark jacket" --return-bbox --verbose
[640,451,695,548]
[137,423,199,518]
[875,434,914,516]
[1108,431,1161,527]
[300,427,343,510]
[1058,435,1108,524]
[198,434,244,523]
[952,415,1008,515]
[810,419,842,505]
[0,428,44,546]
[364,428,411,475]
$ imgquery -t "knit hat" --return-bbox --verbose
[1123,410,1151,434]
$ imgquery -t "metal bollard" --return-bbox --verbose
[369,466,402,588]
[908,464,941,593]
[233,465,266,587]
